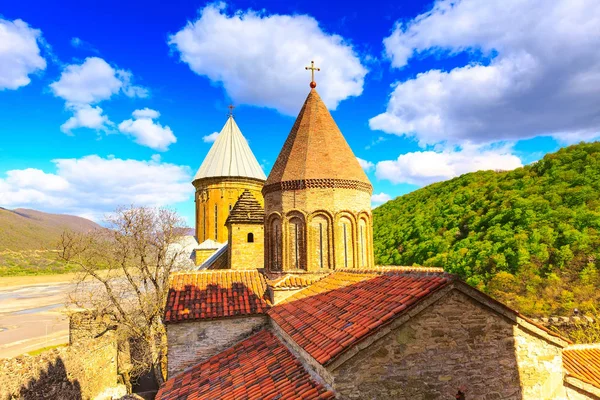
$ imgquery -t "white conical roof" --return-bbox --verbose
[194,116,266,181]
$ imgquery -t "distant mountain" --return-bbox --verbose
[0,208,101,251]
[373,142,600,316]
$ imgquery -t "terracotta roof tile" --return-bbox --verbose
[156,329,335,400]
[164,271,270,323]
[564,345,600,389]
[269,268,450,365]
[267,273,330,289]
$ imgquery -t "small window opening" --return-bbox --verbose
[247,232,254,243]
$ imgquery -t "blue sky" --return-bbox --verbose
[0,0,598,224]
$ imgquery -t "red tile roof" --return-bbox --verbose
[564,345,600,389]
[267,273,330,289]
[164,271,270,323]
[156,329,335,400]
[269,268,450,365]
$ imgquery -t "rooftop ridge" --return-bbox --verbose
[171,269,263,275]
[565,343,600,350]
[335,266,449,276]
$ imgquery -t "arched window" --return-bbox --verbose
[359,218,367,267]
[309,215,330,269]
[247,232,254,243]
[270,217,282,270]
[288,217,305,270]
[337,216,354,268]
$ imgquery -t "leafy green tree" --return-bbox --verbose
[373,142,600,317]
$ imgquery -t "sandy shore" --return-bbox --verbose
[0,273,79,288]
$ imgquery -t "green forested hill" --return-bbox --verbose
[373,142,600,316]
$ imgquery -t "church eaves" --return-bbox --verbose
[265,88,371,189]
[193,116,266,182]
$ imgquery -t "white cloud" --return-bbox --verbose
[50,57,149,135]
[61,105,111,134]
[0,155,191,220]
[371,0,600,146]
[50,57,147,105]
[70,37,99,53]
[132,108,160,119]
[375,145,522,186]
[357,157,374,172]
[118,109,176,151]
[169,3,367,115]
[0,18,46,90]
[371,192,391,205]
[202,131,219,143]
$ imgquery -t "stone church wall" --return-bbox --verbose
[194,177,264,244]
[331,289,566,400]
[166,315,268,377]
[264,187,373,271]
[228,223,264,269]
[0,333,120,400]
[563,378,600,400]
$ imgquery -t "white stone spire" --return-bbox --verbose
[193,116,266,182]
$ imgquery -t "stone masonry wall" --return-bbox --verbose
[194,177,264,244]
[166,315,267,377]
[514,320,565,398]
[0,334,119,400]
[331,289,565,400]
[228,223,264,269]
[564,379,600,400]
[565,384,600,400]
[264,187,373,272]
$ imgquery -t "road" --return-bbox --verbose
[0,280,73,358]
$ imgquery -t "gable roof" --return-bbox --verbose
[225,190,264,225]
[268,268,450,366]
[564,345,600,390]
[164,270,270,323]
[156,329,335,400]
[198,242,228,270]
[193,116,266,182]
[265,89,370,187]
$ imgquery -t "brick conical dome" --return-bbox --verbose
[265,89,371,189]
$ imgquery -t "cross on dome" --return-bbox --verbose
[228,104,235,117]
[305,60,320,88]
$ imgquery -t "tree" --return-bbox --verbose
[59,206,188,385]
[373,141,600,316]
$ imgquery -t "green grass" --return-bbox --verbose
[26,343,68,356]
[0,250,80,276]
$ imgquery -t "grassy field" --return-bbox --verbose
[0,250,79,277]
[26,344,68,356]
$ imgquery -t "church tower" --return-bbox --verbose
[263,64,374,272]
[193,110,266,245]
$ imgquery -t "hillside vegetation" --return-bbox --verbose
[0,208,99,251]
[0,208,100,276]
[373,142,600,317]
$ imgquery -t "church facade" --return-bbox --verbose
[160,73,600,399]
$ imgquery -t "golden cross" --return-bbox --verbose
[305,60,320,88]
[228,104,235,117]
